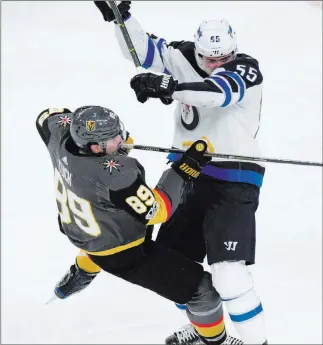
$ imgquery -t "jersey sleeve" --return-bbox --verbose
[114,14,173,75]
[36,108,73,146]
[172,55,263,108]
[108,157,184,225]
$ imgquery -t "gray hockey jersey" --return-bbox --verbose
[36,108,184,256]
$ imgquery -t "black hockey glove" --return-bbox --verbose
[54,260,99,299]
[93,1,131,22]
[171,140,211,180]
[130,73,177,104]
[160,97,174,105]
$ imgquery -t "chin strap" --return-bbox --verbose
[98,141,107,152]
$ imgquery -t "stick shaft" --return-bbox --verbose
[122,144,323,167]
[108,1,141,67]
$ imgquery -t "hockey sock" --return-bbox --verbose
[223,288,267,344]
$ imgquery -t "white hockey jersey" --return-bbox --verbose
[115,15,265,187]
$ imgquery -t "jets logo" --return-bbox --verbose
[101,159,123,174]
[57,115,71,128]
[228,25,233,38]
[197,27,203,40]
[86,121,96,132]
[181,104,200,131]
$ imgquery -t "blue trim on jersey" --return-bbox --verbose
[157,38,165,57]
[167,153,179,162]
[229,303,263,323]
[175,303,187,310]
[55,288,66,299]
[142,37,155,69]
[218,71,245,102]
[202,164,263,187]
[156,38,170,75]
[167,153,264,187]
[208,76,231,107]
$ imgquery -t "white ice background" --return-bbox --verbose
[2,1,322,344]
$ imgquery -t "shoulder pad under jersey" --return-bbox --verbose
[96,155,145,192]
[220,53,263,87]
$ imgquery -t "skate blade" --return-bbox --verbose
[45,294,59,305]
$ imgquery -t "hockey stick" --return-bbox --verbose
[107,1,142,73]
[107,1,171,104]
[122,143,323,167]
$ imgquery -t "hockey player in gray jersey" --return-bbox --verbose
[37,105,242,345]
[94,2,268,344]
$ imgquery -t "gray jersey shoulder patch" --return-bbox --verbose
[97,155,143,191]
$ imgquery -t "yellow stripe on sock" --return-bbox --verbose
[192,320,225,338]
[76,254,101,273]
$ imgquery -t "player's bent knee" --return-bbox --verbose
[186,272,221,312]
[211,260,254,299]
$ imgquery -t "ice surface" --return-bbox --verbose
[2,1,322,344]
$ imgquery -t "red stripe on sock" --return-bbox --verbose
[191,315,224,328]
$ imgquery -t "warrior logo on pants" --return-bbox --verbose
[224,241,238,251]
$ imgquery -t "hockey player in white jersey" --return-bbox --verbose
[94,2,267,344]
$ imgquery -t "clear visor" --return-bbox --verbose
[108,120,126,140]
[98,121,127,151]
[119,121,127,141]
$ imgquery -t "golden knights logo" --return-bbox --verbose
[86,120,96,132]
[101,159,123,174]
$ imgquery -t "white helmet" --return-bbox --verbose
[194,19,238,74]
